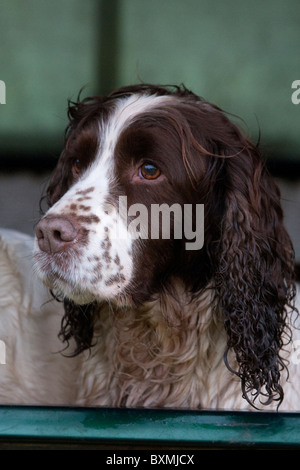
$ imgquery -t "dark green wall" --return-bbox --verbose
[117,0,300,159]
[0,0,299,160]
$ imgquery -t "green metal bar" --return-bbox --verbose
[0,406,300,449]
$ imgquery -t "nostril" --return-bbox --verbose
[36,216,79,254]
[53,229,63,241]
[36,226,45,240]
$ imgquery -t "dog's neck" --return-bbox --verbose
[81,282,233,408]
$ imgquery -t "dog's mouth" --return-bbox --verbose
[33,249,93,303]
[34,246,135,308]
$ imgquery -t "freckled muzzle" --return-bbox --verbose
[34,193,134,305]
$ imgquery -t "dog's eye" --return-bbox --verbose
[139,163,161,180]
[72,159,82,176]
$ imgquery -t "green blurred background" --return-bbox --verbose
[0,0,300,159]
[0,0,299,261]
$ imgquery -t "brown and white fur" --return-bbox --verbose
[2,84,300,410]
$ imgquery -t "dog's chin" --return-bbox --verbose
[40,276,95,305]
[65,290,95,305]
[44,277,135,308]
[35,260,135,308]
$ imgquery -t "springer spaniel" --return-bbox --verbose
[1,84,300,409]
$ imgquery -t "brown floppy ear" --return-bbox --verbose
[214,139,296,408]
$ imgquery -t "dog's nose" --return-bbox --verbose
[36,216,79,253]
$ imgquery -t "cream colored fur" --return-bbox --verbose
[0,229,79,405]
[0,228,299,410]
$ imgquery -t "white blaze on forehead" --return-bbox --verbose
[96,93,175,170]
[38,93,174,304]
